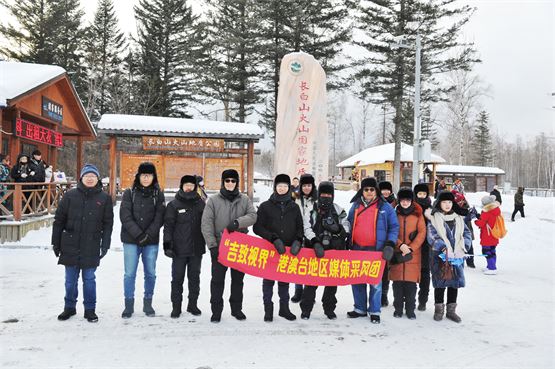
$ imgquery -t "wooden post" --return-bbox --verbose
[109,136,117,202]
[247,141,254,199]
[76,136,83,180]
[13,183,22,221]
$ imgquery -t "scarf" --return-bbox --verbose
[429,211,466,259]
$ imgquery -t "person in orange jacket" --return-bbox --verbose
[390,188,426,319]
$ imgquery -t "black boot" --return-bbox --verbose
[417,302,426,311]
[171,302,182,318]
[57,308,76,321]
[370,314,380,324]
[347,310,366,318]
[291,289,303,303]
[466,258,476,268]
[264,303,273,322]
[381,294,389,307]
[278,302,296,321]
[231,310,247,321]
[324,310,337,320]
[301,311,310,320]
[211,312,221,323]
[186,300,201,316]
[121,298,134,319]
[84,309,98,323]
[143,298,155,317]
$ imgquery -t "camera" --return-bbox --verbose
[321,230,332,248]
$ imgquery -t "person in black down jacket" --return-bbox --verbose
[163,175,206,318]
[253,174,303,322]
[119,162,166,319]
[51,164,113,323]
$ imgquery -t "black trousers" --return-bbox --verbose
[171,255,202,304]
[434,287,458,304]
[392,281,417,313]
[511,205,525,220]
[299,285,338,314]
[382,264,390,297]
[262,279,289,304]
[418,243,431,305]
[210,253,245,314]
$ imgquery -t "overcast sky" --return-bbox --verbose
[78,0,554,140]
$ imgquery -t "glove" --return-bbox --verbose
[137,233,151,247]
[290,240,302,256]
[273,239,286,255]
[21,173,28,178]
[382,240,395,262]
[164,249,174,258]
[100,247,108,259]
[226,220,239,233]
[313,241,325,258]
[53,244,60,257]
[210,247,219,259]
[30,171,35,176]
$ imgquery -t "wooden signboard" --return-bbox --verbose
[143,136,224,152]
[164,157,203,189]
[120,154,165,190]
[204,157,244,191]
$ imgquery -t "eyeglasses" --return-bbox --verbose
[363,188,376,192]
[225,179,237,184]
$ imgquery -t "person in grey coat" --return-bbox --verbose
[201,169,257,323]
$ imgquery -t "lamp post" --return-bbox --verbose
[391,33,422,188]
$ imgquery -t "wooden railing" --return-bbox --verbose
[0,182,77,221]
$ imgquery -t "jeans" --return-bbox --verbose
[171,256,202,303]
[64,266,97,310]
[350,243,382,315]
[482,246,497,270]
[123,244,158,300]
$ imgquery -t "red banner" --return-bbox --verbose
[218,230,385,286]
[15,118,63,147]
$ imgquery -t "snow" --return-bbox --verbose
[336,142,446,168]
[436,164,505,175]
[1,187,553,369]
[97,114,264,138]
[0,62,66,107]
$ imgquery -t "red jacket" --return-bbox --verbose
[475,204,501,246]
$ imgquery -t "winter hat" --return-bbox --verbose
[222,169,239,182]
[481,195,497,207]
[413,183,429,197]
[197,176,204,186]
[361,177,379,191]
[299,173,315,187]
[318,181,334,199]
[493,185,498,190]
[180,175,197,189]
[397,187,414,201]
[379,181,393,192]
[80,164,100,179]
[436,190,455,203]
[138,162,156,175]
[273,173,291,192]
[32,149,42,156]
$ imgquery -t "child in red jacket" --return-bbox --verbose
[475,195,501,275]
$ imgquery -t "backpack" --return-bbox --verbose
[487,214,507,239]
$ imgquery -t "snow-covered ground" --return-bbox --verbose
[1,186,553,369]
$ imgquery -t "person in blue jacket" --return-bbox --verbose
[346,177,399,324]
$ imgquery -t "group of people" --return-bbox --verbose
[0,150,51,184]
[50,162,505,325]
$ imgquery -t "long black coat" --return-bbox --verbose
[163,190,206,257]
[10,155,32,183]
[52,182,114,269]
[253,194,303,245]
[120,185,165,245]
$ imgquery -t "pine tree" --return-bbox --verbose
[82,0,126,121]
[196,0,262,122]
[49,0,86,92]
[471,110,493,166]
[256,0,352,140]
[134,0,199,117]
[355,0,479,189]
[0,0,55,63]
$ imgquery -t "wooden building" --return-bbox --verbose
[0,61,96,175]
[336,143,446,191]
[435,165,505,192]
[97,114,264,201]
